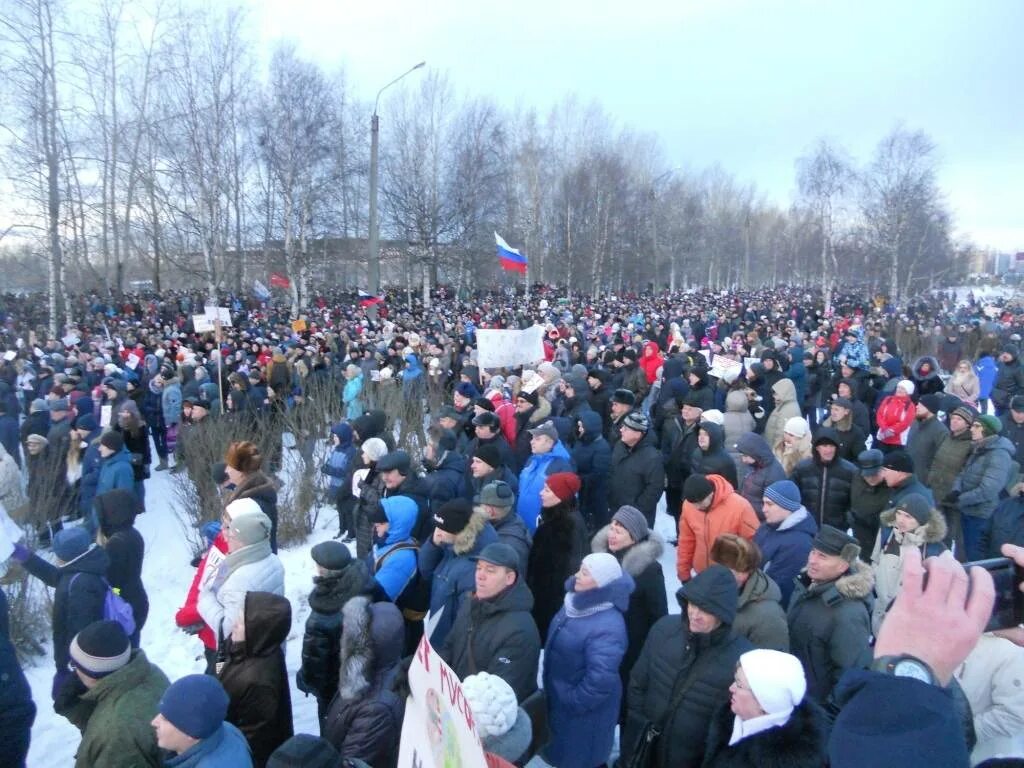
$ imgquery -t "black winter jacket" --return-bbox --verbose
[849,475,892,560]
[979,495,1024,558]
[622,616,753,768]
[572,411,612,530]
[96,488,149,632]
[691,422,738,489]
[439,579,541,702]
[609,432,666,526]
[791,430,856,530]
[701,697,829,768]
[526,502,589,639]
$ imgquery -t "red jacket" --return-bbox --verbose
[175,533,229,650]
[640,341,664,384]
[875,392,915,446]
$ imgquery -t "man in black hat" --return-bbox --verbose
[511,388,548,472]
[823,396,866,462]
[998,394,1024,458]
[790,427,856,530]
[879,449,934,506]
[608,412,665,527]
[849,449,892,560]
[659,392,704,538]
[906,393,948,482]
[928,404,976,556]
[465,410,514,474]
[465,442,518,502]
[438,542,541,703]
[786,525,874,704]
[606,388,636,447]
[377,449,431,542]
[992,344,1024,416]
[586,368,613,431]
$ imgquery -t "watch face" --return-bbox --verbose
[893,659,933,683]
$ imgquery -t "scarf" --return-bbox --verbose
[212,539,272,591]
[729,709,793,746]
[563,590,613,618]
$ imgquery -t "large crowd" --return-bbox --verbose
[1,282,1023,768]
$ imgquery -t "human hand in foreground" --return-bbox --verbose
[874,549,994,685]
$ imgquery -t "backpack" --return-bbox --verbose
[70,573,137,637]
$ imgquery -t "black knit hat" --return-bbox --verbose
[311,541,352,571]
[433,498,474,534]
[69,620,131,678]
[516,389,539,406]
[100,430,124,452]
[267,735,340,768]
[473,442,502,469]
[610,388,636,406]
[683,474,715,503]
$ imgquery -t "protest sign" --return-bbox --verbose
[204,306,232,326]
[476,326,545,369]
[398,634,487,768]
[192,314,215,333]
[291,319,308,333]
[100,404,113,428]
[0,502,22,562]
[743,357,759,372]
[708,355,742,381]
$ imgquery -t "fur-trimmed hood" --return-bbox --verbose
[452,511,490,556]
[337,596,404,701]
[799,558,875,602]
[879,506,948,545]
[591,525,665,578]
[527,397,552,425]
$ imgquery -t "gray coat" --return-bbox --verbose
[954,435,1016,520]
[733,570,789,652]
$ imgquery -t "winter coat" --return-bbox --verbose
[609,431,666,526]
[219,592,293,768]
[21,544,110,672]
[197,545,285,644]
[165,722,253,768]
[0,414,20,469]
[701,697,829,768]
[591,526,667,697]
[871,507,947,632]
[911,356,946,397]
[753,507,817,608]
[723,390,756,465]
[96,489,149,632]
[492,509,532,572]
[954,434,1016,520]
[343,373,364,420]
[821,410,867,463]
[516,440,574,533]
[297,561,370,708]
[928,428,974,509]
[677,473,760,581]
[735,433,786,520]
[733,570,789,652]
[622,616,754,768]
[323,597,405,768]
[999,411,1024,459]
[225,472,279,554]
[96,447,136,496]
[418,512,498,646]
[572,411,612,529]
[661,415,701,488]
[0,591,35,768]
[836,327,869,370]
[786,560,874,704]
[763,379,802,452]
[513,398,552,471]
[955,633,1024,765]
[542,574,633,768]
[875,392,916,447]
[321,435,356,498]
[178,538,230,656]
[0,445,25,513]
[691,422,739,490]
[161,380,182,425]
[63,650,169,768]
[976,355,998,400]
[992,355,1024,410]
[439,578,542,702]
[368,496,419,602]
[527,502,589,639]
[790,430,856,530]
[979,494,1024,558]
[849,475,892,559]
[906,416,948,484]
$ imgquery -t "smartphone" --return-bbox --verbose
[964,557,1024,632]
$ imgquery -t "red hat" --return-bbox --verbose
[545,472,581,502]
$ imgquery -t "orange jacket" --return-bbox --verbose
[677,474,760,581]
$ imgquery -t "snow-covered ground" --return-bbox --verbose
[25,459,682,766]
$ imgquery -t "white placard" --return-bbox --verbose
[3,351,15,362]
[0,502,22,562]
[397,633,487,768]
[743,357,760,371]
[62,333,81,347]
[100,404,112,428]
[475,325,546,369]
[125,353,141,370]
[204,307,232,326]
[193,314,215,333]
[709,355,742,380]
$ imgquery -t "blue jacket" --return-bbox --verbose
[785,346,808,407]
[78,430,104,518]
[829,669,969,768]
[418,513,497,647]
[161,381,182,425]
[516,442,574,533]
[165,722,253,767]
[975,355,997,400]
[753,507,818,607]
[369,496,419,601]
[97,447,136,496]
[342,374,364,420]
[0,413,19,467]
[0,591,35,767]
[542,573,634,768]
[321,424,355,497]
[572,411,612,528]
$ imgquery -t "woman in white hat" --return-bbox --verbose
[702,648,828,767]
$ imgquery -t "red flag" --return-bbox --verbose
[269,272,290,289]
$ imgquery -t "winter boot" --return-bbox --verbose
[155,458,170,472]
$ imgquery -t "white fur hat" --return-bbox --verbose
[462,672,518,738]
[739,649,806,716]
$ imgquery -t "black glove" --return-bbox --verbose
[944,490,962,504]
[53,670,88,715]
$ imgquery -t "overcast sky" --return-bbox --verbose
[253,0,1022,252]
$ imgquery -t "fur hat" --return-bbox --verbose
[812,525,861,564]
[225,441,262,474]
[710,533,762,574]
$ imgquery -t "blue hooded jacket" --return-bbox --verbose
[369,496,419,601]
[516,441,574,533]
[97,446,135,496]
[322,422,355,496]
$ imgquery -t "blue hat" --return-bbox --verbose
[53,527,92,562]
[764,480,801,512]
[158,675,229,739]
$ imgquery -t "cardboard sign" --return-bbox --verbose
[204,307,232,326]
[476,326,545,369]
[743,357,760,372]
[100,404,112,428]
[125,353,141,370]
[192,314,215,333]
[709,355,742,381]
[291,319,307,333]
[397,634,487,768]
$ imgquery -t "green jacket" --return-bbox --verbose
[70,650,170,768]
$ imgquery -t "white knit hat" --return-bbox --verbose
[897,379,915,395]
[361,437,388,462]
[224,497,262,521]
[739,649,806,716]
[784,417,808,437]
[701,409,725,425]
[462,672,518,738]
[581,553,622,588]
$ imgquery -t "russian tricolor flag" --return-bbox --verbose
[358,290,384,308]
[496,232,527,275]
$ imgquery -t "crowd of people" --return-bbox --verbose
[1,281,1024,768]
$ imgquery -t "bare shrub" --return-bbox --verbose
[2,567,50,662]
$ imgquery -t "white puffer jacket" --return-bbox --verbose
[197,551,285,644]
[955,633,1024,765]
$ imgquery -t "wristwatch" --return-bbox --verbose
[871,654,937,685]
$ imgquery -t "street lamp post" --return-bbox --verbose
[367,61,426,296]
